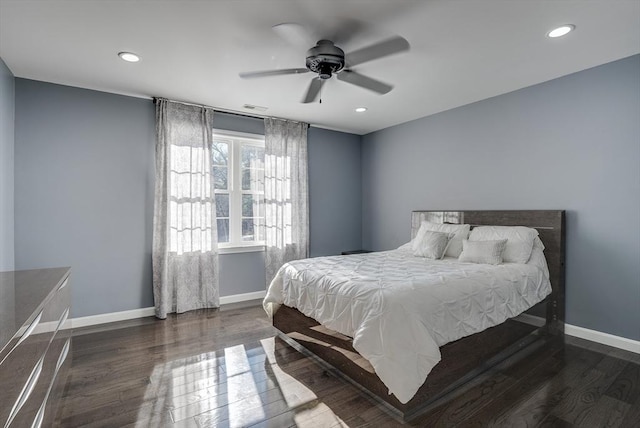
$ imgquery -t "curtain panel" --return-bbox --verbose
[264,118,309,287]
[153,99,219,319]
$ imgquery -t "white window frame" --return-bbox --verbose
[213,129,265,253]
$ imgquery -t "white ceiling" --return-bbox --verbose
[1,0,639,135]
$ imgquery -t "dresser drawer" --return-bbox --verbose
[0,277,70,426]
[11,335,71,428]
[39,331,72,428]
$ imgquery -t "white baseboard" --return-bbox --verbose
[66,290,266,330]
[219,290,266,305]
[67,307,155,329]
[515,314,640,354]
[564,324,640,354]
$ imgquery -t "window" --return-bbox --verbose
[212,130,265,250]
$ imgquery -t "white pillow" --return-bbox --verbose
[527,237,550,279]
[414,221,471,258]
[468,226,539,264]
[458,239,508,265]
[412,230,453,259]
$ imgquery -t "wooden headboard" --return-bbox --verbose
[411,210,566,335]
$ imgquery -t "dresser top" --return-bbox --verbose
[0,267,70,354]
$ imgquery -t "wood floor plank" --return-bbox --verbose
[549,354,628,424]
[54,304,638,427]
[619,394,640,427]
[246,410,296,428]
[458,356,568,428]
[290,401,350,427]
[535,413,574,427]
[604,361,640,404]
[572,394,631,428]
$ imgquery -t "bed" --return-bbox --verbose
[264,210,565,421]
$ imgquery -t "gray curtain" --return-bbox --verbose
[153,99,219,319]
[264,118,309,287]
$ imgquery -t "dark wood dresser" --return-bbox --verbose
[0,268,71,428]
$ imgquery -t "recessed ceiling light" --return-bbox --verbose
[547,25,575,38]
[118,52,140,62]
[355,107,367,113]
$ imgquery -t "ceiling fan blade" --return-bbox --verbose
[323,19,368,46]
[337,70,392,94]
[239,68,309,79]
[302,78,325,103]
[272,23,314,49]
[345,36,410,67]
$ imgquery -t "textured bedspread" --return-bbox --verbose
[263,249,551,403]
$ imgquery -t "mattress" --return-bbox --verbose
[263,248,551,404]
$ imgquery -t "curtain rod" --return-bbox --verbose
[152,97,307,125]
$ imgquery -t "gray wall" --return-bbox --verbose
[0,58,15,271]
[308,127,362,256]
[14,80,362,316]
[362,55,640,341]
[15,80,156,317]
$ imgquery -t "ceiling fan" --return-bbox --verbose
[239,23,410,103]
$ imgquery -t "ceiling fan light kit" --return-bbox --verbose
[239,23,410,104]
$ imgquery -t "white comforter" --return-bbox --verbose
[263,249,551,404]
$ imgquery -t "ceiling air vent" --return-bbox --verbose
[242,104,268,112]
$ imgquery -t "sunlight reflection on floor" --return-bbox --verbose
[225,344,265,426]
[294,402,350,427]
[135,337,349,427]
[261,337,349,428]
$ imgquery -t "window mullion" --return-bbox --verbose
[231,140,243,245]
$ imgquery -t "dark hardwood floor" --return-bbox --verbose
[55,302,640,427]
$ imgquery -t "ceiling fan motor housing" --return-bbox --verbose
[306,40,345,79]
